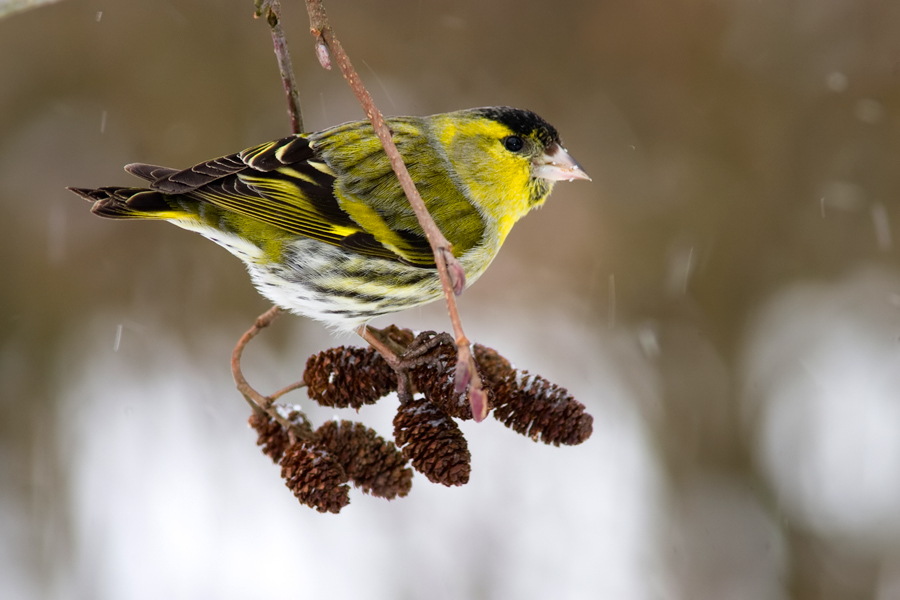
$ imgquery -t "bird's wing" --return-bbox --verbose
[130,136,438,268]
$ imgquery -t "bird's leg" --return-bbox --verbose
[403,330,455,360]
[357,326,456,404]
[357,325,414,403]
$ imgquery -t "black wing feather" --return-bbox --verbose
[114,135,436,268]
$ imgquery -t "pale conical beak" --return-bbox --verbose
[533,143,591,182]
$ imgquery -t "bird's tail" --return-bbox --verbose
[67,163,187,220]
[67,186,182,219]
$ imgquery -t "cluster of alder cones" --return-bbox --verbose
[249,327,593,513]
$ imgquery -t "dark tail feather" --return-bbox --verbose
[124,163,179,182]
[66,186,179,220]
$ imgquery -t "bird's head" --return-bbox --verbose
[431,106,589,223]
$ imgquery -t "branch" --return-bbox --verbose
[231,305,313,438]
[255,0,304,134]
[304,0,487,421]
[231,305,283,413]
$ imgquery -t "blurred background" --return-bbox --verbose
[2,0,900,598]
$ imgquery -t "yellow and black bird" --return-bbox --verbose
[69,107,590,330]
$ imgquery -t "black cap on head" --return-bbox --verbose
[475,106,560,148]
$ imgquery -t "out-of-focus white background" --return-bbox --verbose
[2,0,899,598]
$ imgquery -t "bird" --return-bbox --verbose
[68,106,590,331]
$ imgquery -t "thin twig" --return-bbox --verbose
[231,305,284,412]
[256,0,304,134]
[229,2,311,441]
[231,305,314,438]
[304,0,486,420]
[356,325,402,369]
[268,380,308,403]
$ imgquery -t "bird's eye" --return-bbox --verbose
[503,135,524,152]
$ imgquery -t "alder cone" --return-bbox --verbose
[410,341,495,420]
[303,346,396,409]
[393,399,470,486]
[491,371,593,446]
[279,442,350,513]
[314,420,413,499]
[473,344,516,387]
[248,413,290,463]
